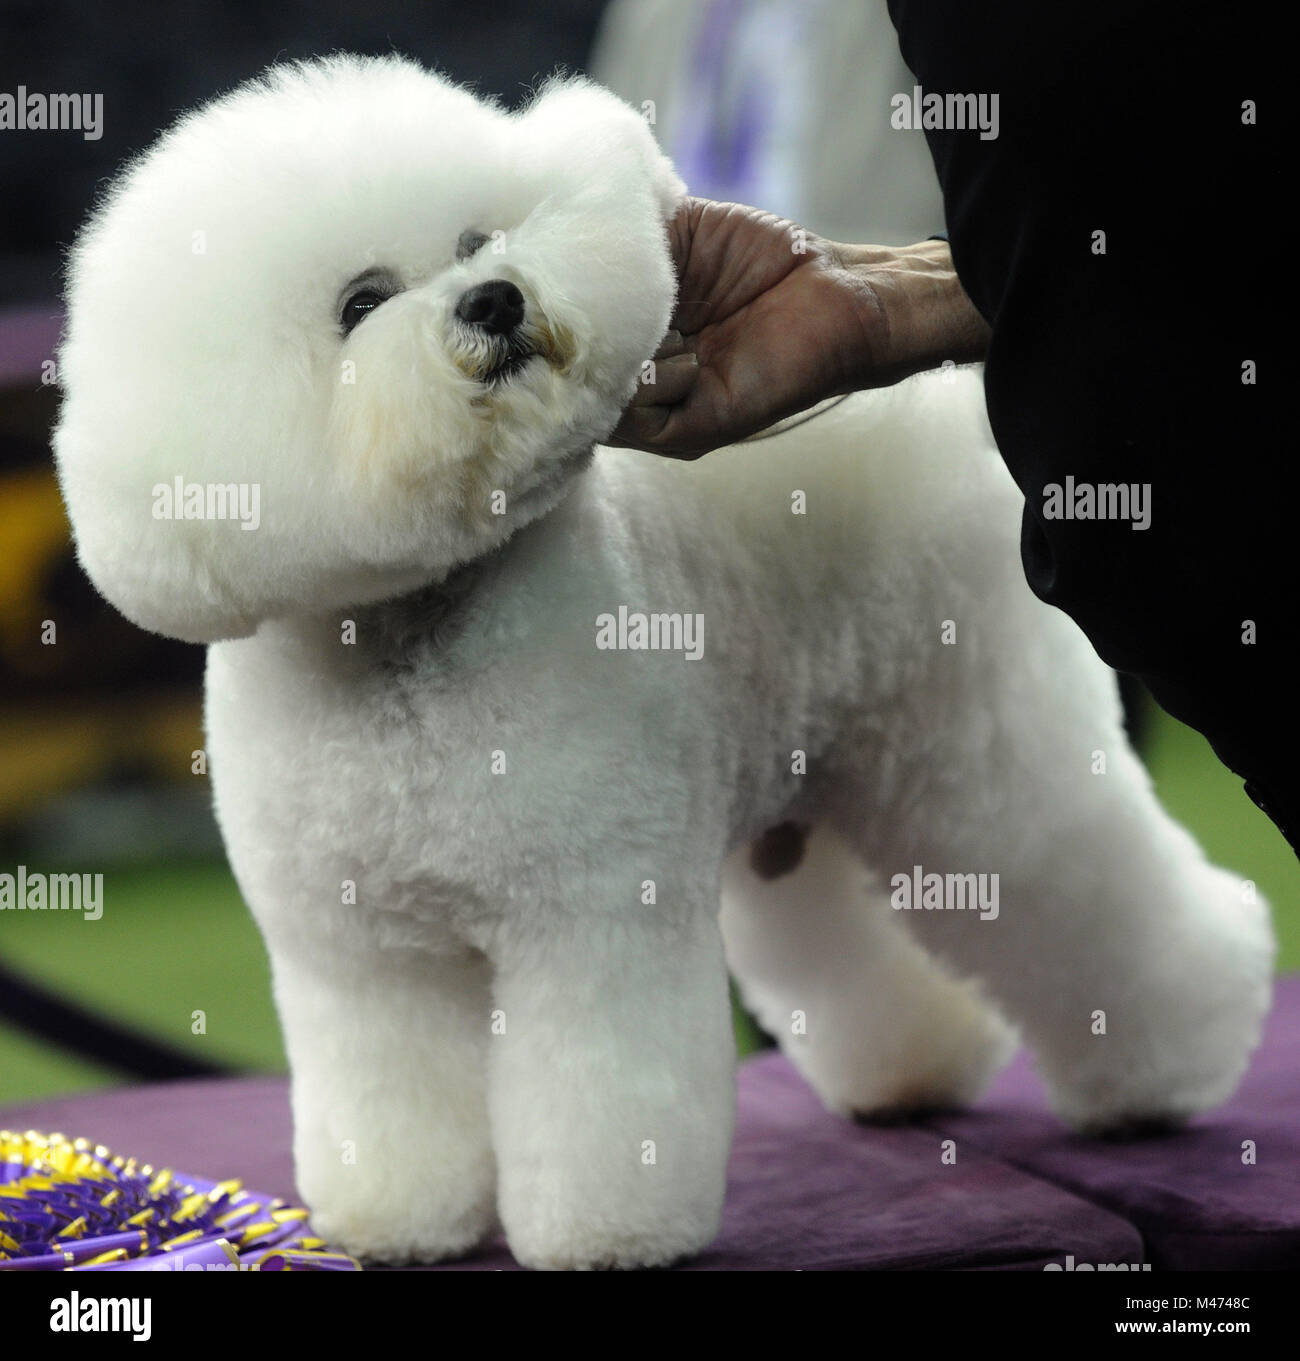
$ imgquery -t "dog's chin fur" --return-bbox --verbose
[54,55,1275,1273]
[54,54,684,643]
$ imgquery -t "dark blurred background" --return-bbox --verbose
[2,0,1295,1104]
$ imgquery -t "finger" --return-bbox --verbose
[608,403,671,448]
[607,404,701,459]
[654,328,688,359]
[625,351,699,408]
[670,299,711,333]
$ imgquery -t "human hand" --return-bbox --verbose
[610,197,990,459]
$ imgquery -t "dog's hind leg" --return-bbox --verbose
[719,824,1018,1120]
[874,728,1275,1134]
[845,580,1275,1134]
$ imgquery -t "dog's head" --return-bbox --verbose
[54,55,684,642]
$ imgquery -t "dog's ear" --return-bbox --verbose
[647,141,688,222]
[604,90,688,222]
[522,77,686,222]
[53,425,262,644]
[53,290,271,645]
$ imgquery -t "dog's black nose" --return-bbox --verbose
[455,279,525,336]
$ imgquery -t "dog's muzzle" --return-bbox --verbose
[456,279,525,336]
[452,278,574,385]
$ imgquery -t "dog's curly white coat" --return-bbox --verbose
[54,55,1273,1270]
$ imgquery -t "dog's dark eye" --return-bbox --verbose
[456,229,490,261]
[340,289,388,335]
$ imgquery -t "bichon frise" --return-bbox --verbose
[53,55,1273,1270]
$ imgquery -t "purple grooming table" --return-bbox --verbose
[4,979,1297,1270]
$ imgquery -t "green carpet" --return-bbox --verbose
[1,862,282,1101]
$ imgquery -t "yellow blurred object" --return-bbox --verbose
[0,696,204,822]
[0,463,208,823]
[0,468,70,670]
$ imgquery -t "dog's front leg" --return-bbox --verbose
[488,902,735,1270]
[271,941,498,1264]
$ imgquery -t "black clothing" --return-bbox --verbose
[889,3,1293,849]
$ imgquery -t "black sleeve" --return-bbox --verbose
[888,1,1294,850]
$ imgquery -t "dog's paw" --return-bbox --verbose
[303,1156,498,1267]
[505,1217,713,1272]
[1079,1113,1189,1142]
[1045,869,1273,1133]
[499,1169,723,1271]
[800,978,1019,1123]
[315,1204,497,1267]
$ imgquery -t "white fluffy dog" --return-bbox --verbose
[54,55,1273,1270]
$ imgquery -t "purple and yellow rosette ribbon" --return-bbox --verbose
[0,1130,359,1271]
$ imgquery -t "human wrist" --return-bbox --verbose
[830,238,990,387]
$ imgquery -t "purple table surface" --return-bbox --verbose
[920,974,1300,1270]
[4,978,1297,1270]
